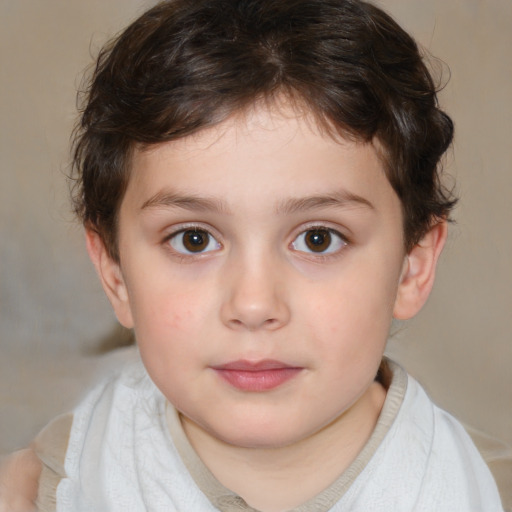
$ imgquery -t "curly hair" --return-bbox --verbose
[72,0,456,261]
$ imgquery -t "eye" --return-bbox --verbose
[168,229,221,254]
[291,228,347,254]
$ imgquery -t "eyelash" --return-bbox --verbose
[164,226,222,257]
[162,224,350,259]
[290,226,349,258]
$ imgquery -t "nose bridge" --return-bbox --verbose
[220,245,290,331]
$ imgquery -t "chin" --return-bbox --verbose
[209,420,309,450]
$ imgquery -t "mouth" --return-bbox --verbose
[211,360,303,392]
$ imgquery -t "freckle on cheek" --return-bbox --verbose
[168,309,194,330]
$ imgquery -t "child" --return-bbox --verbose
[0,0,505,510]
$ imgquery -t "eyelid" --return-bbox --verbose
[163,221,222,239]
[163,223,223,256]
[290,221,351,242]
[289,224,349,256]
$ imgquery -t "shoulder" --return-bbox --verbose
[0,448,41,512]
[400,375,504,510]
[465,425,512,512]
[70,357,157,434]
[357,362,504,510]
[59,359,164,480]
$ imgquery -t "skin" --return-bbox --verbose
[0,102,446,512]
[0,449,40,512]
[114,106,402,447]
[87,103,446,511]
[0,101,437,512]
[0,102,446,511]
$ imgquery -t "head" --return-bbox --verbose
[75,0,456,449]
[72,0,455,262]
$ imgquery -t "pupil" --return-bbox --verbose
[306,229,331,252]
[184,230,208,252]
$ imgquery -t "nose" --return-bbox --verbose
[220,255,291,332]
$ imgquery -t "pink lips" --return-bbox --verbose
[212,360,302,392]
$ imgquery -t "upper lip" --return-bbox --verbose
[212,359,298,371]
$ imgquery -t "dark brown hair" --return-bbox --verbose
[72,0,456,261]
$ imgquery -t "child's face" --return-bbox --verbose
[106,104,409,448]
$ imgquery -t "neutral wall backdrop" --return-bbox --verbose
[1,0,511,454]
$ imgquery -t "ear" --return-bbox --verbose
[85,229,134,328]
[393,221,448,320]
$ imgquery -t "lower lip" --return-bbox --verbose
[215,368,302,392]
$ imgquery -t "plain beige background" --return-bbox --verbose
[0,0,511,455]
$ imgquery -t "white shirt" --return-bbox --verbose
[50,358,503,511]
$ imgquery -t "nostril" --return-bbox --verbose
[220,277,291,331]
[227,316,280,331]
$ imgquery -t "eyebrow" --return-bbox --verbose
[275,191,375,215]
[141,191,230,214]
[140,189,374,215]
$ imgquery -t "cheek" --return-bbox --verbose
[161,302,195,332]
[129,279,213,353]
[131,286,212,402]
[303,263,399,351]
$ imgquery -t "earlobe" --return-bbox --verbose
[85,229,134,328]
[393,221,448,320]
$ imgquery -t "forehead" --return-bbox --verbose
[123,103,398,220]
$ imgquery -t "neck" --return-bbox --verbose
[181,381,386,512]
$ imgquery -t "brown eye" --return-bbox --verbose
[291,227,347,255]
[183,230,208,252]
[305,229,331,252]
[169,229,220,254]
